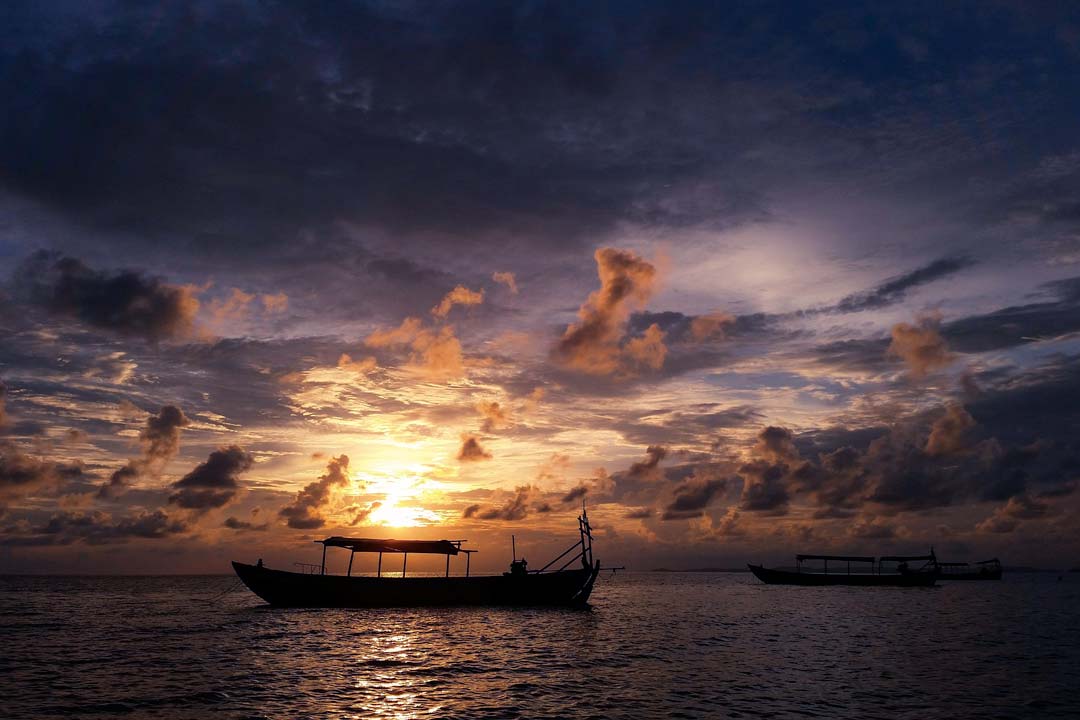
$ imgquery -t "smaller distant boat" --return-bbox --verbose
[938,558,1002,581]
[748,551,939,587]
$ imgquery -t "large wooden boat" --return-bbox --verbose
[233,510,601,607]
[938,558,1002,580]
[748,552,939,587]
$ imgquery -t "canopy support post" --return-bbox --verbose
[402,552,408,578]
[321,543,327,575]
[466,552,471,577]
[445,554,450,577]
[377,552,382,578]
[348,550,354,577]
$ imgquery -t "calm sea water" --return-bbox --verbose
[2,572,1079,719]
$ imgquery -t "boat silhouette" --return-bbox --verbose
[233,508,601,607]
[938,558,1002,580]
[748,552,939,587]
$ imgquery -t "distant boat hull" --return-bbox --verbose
[939,568,1002,581]
[232,561,601,608]
[747,564,937,587]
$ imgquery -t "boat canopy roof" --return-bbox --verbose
[879,554,935,562]
[796,554,874,562]
[318,537,470,555]
[976,558,1000,565]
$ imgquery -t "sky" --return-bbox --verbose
[2,1,1080,573]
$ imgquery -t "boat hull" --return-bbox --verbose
[747,564,937,587]
[232,561,602,608]
[939,569,1002,581]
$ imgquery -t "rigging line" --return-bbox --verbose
[203,578,245,604]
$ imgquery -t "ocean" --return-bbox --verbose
[2,572,1079,719]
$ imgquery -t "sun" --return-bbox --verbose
[349,462,443,528]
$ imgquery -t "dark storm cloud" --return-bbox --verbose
[7,0,1067,276]
[662,475,730,520]
[224,516,269,531]
[561,484,589,504]
[628,445,668,478]
[1,509,188,546]
[470,486,533,521]
[457,435,492,462]
[278,455,350,530]
[99,405,190,499]
[1,440,85,508]
[168,445,253,511]
[943,276,1080,352]
[15,252,199,341]
[829,256,975,314]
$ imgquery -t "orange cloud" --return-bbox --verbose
[432,285,484,318]
[365,317,465,380]
[261,292,289,313]
[278,455,351,529]
[477,401,510,432]
[492,271,518,294]
[337,353,377,375]
[690,311,735,342]
[624,323,667,370]
[366,316,425,347]
[208,287,255,323]
[925,404,975,456]
[457,434,492,462]
[555,247,665,375]
[888,312,953,378]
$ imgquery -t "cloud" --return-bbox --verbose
[16,251,200,341]
[365,317,465,380]
[561,484,589,504]
[366,317,426,347]
[689,312,736,342]
[739,459,791,514]
[555,248,664,376]
[261,292,289,313]
[207,287,255,324]
[476,401,510,433]
[976,494,1051,534]
[849,518,897,539]
[463,503,481,518]
[474,486,533,521]
[431,285,484,318]
[624,323,667,370]
[99,405,190,499]
[754,426,799,462]
[349,501,382,526]
[663,474,730,520]
[1,509,189,545]
[457,434,492,462]
[0,380,7,428]
[625,507,653,519]
[168,445,253,511]
[337,353,377,375]
[224,515,269,531]
[925,404,976,456]
[278,455,351,529]
[831,256,975,314]
[628,445,668,479]
[492,271,518,294]
[888,312,953,378]
[1,442,84,508]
